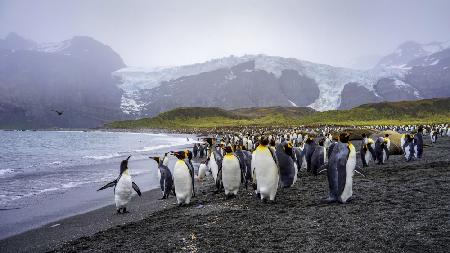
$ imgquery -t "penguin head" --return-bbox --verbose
[149,156,160,166]
[283,141,293,156]
[269,139,276,147]
[224,146,233,154]
[318,138,325,146]
[184,150,193,160]
[260,136,269,146]
[305,137,314,144]
[339,132,350,143]
[361,133,367,138]
[384,134,389,138]
[174,151,186,160]
[204,137,215,146]
[120,156,131,174]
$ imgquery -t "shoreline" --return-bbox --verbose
[1,176,213,253]
[0,186,177,252]
[0,131,203,242]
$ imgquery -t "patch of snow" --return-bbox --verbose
[288,100,298,107]
[391,79,423,99]
[388,64,412,70]
[429,59,440,66]
[35,40,71,53]
[120,96,143,114]
[393,79,408,88]
[413,89,422,99]
[225,71,236,80]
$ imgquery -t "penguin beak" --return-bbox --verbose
[126,155,131,161]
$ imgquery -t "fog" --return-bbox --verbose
[1,0,450,68]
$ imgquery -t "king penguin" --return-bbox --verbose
[184,150,196,197]
[361,133,376,167]
[403,134,415,161]
[252,136,279,201]
[150,156,174,200]
[97,156,142,214]
[234,145,251,189]
[172,151,193,206]
[325,133,358,204]
[304,137,317,174]
[222,146,243,197]
[197,161,208,181]
[276,140,297,188]
[310,138,326,176]
[205,138,224,192]
[374,137,389,165]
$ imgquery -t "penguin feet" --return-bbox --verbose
[320,197,337,204]
[116,208,129,214]
[225,194,236,200]
[338,197,353,204]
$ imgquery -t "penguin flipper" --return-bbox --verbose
[132,182,142,196]
[317,164,328,175]
[97,180,117,191]
[354,167,366,177]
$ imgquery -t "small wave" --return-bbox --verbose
[84,153,121,160]
[1,187,61,205]
[61,182,85,188]
[38,187,59,193]
[48,161,63,165]
[135,144,177,152]
[53,130,85,133]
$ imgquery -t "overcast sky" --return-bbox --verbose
[1,0,450,69]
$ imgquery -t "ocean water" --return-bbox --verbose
[0,130,195,209]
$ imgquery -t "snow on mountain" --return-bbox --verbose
[35,40,72,53]
[376,41,450,69]
[392,79,422,99]
[115,54,407,112]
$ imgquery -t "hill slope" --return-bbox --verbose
[107,98,450,129]
[0,34,126,129]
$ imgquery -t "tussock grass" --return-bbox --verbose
[107,98,450,129]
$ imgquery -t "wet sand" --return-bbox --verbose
[1,137,449,252]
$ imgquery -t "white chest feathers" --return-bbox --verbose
[115,171,133,208]
[173,160,193,204]
[340,144,356,203]
[253,146,279,201]
[197,164,208,180]
[222,154,241,195]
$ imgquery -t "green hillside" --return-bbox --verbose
[107,98,450,129]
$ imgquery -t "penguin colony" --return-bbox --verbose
[98,123,448,212]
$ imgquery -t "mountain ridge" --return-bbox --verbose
[1,33,450,129]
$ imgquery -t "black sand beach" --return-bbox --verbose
[1,137,449,252]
